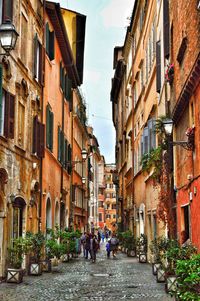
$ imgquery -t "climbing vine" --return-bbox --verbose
[141,116,176,237]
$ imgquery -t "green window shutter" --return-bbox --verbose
[66,76,72,101]
[49,31,55,61]
[46,105,50,148]
[58,126,61,161]
[50,111,54,152]
[64,139,68,169]
[64,74,67,99]
[45,23,49,56]
[60,62,62,89]
[0,65,3,134]
[62,68,65,92]
[61,131,64,165]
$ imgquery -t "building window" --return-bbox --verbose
[113,214,116,219]
[46,104,54,152]
[32,115,45,158]
[106,214,111,219]
[2,0,13,23]
[34,34,43,84]
[21,14,28,65]
[18,102,25,148]
[181,205,190,243]
[0,88,15,139]
[112,204,116,210]
[46,22,55,61]
[99,213,102,222]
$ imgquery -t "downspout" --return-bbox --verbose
[39,0,46,232]
[60,92,64,230]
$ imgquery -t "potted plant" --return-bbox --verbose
[165,63,174,85]
[122,230,136,257]
[149,237,163,275]
[45,228,67,266]
[172,254,200,300]
[26,232,45,276]
[6,237,31,283]
[136,234,148,263]
[163,239,180,292]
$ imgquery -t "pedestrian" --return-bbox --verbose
[101,232,105,243]
[110,233,119,258]
[80,232,86,257]
[85,233,91,259]
[97,230,101,248]
[106,239,111,258]
[90,234,99,263]
[105,231,109,241]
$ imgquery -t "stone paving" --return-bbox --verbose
[0,243,174,301]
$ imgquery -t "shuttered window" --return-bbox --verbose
[156,40,161,93]
[163,0,170,59]
[58,127,64,164]
[65,76,72,102]
[46,105,53,152]
[2,0,13,22]
[46,22,54,61]
[64,139,68,170]
[32,115,45,158]
[3,91,15,139]
[33,34,43,84]
[143,127,149,154]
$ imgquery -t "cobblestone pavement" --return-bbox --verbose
[0,243,174,301]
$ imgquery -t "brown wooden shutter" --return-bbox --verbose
[38,123,45,158]
[33,34,38,79]
[49,31,55,61]
[4,91,9,137]
[40,46,45,86]
[163,0,170,59]
[156,40,161,93]
[2,0,13,22]
[46,23,49,56]
[32,115,38,154]
[9,94,15,139]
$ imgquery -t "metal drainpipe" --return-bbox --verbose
[60,92,64,230]
[39,0,46,233]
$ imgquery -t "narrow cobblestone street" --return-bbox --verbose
[0,243,174,301]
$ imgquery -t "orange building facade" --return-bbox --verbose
[42,2,81,232]
[169,0,200,251]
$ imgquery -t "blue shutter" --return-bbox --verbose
[148,119,153,151]
[143,127,148,154]
[141,134,144,157]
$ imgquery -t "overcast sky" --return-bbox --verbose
[55,0,134,163]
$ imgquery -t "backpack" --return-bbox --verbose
[110,237,118,245]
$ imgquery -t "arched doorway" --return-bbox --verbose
[55,201,59,227]
[12,197,26,239]
[46,198,52,230]
[60,202,65,230]
[139,203,145,235]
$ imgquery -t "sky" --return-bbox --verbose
[55,0,134,163]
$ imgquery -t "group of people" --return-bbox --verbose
[80,231,119,263]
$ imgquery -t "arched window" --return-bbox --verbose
[46,198,52,230]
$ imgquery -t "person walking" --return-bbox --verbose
[110,233,119,258]
[101,232,105,243]
[85,233,91,259]
[106,239,111,258]
[80,232,86,257]
[90,234,99,263]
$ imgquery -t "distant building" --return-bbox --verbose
[104,164,117,232]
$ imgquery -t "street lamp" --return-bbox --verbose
[163,118,195,151]
[0,21,19,56]
[81,148,88,161]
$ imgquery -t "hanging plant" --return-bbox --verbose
[165,64,174,85]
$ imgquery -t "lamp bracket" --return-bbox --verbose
[172,141,194,151]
